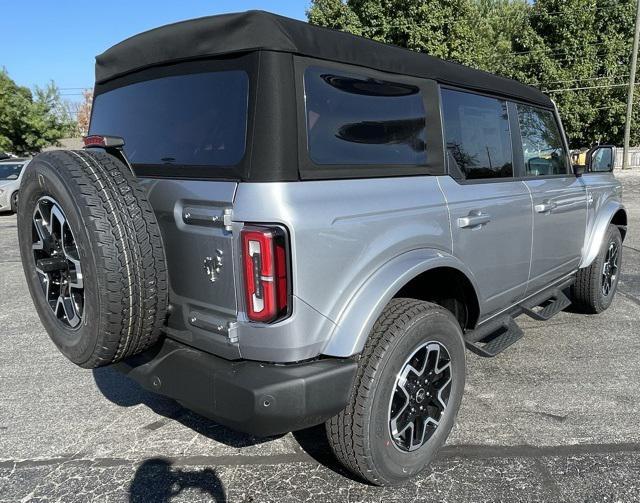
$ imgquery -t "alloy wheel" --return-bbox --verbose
[602,241,619,296]
[32,196,84,328]
[388,341,452,452]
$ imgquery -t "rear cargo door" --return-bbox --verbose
[141,179,241,356]
[142,179,237,313]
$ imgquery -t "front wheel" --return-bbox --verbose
[326,299,466,485]
[571,224,622,314]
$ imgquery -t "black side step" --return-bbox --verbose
[520,289,572,321]
[464,316,525,357]
[464,277,575,357]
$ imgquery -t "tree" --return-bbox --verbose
[76,89,93,136]
[307,0,639,148]
[310,0,495,67]
[0,69,77,156]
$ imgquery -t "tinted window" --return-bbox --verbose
[441,89,513,180]
[304,67,427,165]
[89,71,249,167]
[0,163,24,180]
[516,105,568,176]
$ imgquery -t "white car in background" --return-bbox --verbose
[0,157,30,214]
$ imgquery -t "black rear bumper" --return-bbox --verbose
[113,338,357,437]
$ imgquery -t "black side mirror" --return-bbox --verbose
[573,164,586,177]
[586,145,616,173]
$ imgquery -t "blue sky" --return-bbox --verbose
[0,1,307,101]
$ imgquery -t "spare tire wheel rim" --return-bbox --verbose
[602,241,619,297]
[32,196,84,328]
[388,341,452,452]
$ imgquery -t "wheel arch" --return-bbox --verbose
[321,249,481,358]
[580,202,627,268]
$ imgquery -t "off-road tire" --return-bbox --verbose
[10,191,18,214]
[571,224,622,314]
[325,299,466,486]
[17,149,168,368]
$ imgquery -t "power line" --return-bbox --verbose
[540,74,630,86]
[506,41,616,56]
[547,82,640,93]
[529,2,630,18]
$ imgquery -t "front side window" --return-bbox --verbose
[441,89,513,180]
[516,104,569,176]
[304,66,427,166]
[89,71,249,167]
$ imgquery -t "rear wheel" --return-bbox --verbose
[571,224,622,313]
[17,150,168,368]
[325,299,465,485]
[10,191,18,213]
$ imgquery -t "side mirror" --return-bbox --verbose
[586,145,616,173]
[6,174,18,180]
[572,164,586,177]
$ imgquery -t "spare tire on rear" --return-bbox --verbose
[17,149,168,368]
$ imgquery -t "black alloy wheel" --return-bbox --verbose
[32,196,84,328]
[388,341,452,452]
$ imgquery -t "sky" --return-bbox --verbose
[0,1,307,101]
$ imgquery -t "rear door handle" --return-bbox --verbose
[534,200,558,213]
[457,212,491,229]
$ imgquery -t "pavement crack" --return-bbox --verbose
[3,442,640,472]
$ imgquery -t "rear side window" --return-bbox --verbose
[441,89,513,180]
[89,71,249,167]
[304,66,427,166]
[516,104,569,176]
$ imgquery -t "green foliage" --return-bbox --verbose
[0,69,77,156]
[307,0,639,147]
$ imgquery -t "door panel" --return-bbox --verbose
[524,177,587,293]
[439,176,532,318]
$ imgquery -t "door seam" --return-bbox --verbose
[522,180,534,296]
[436,176,454,255]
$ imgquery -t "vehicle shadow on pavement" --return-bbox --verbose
[293,426,370,484]
[92,366,365,483]
[128,458,226,502]
[92,366,280,448]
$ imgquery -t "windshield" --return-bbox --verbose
[89,70,249,167]
[0,163,24,180]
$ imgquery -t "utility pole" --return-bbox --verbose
[623,0,640,169]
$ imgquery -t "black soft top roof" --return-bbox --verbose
[96,10,552,108]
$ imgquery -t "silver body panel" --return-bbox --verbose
[144,170,623,363]
[523,176,588,294]
[437,176,532,317]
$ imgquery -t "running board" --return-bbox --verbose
[464,278,575,357]
[464,316,524,357]
[520,289,572,321]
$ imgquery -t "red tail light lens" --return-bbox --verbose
[241,226,289,323]
[83,135,125,148]
[83,135,106,147]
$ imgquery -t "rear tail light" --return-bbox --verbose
[241,226,290,323]
[83,135,125,148]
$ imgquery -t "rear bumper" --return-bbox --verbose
[113,337,357,437]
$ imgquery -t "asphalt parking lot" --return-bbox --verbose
[1,171,639,502]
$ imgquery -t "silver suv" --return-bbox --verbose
[17,11,626,486]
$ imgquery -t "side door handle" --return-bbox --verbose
[457,211,491,229]
[534,200,558,214]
